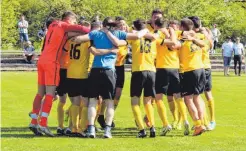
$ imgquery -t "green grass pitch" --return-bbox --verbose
[1,72,246,151]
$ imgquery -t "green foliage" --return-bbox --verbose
[1,0,246,50]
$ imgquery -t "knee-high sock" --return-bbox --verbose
[57,102,65,128]
[131,105,144,130]
[203,107,209,127]
[40,95,53,127]
[78,104,83,130]
[168,101,178,122]
[207,98,215,122]
[144,103,155,127]
[105,100,115,126]
[31,94,43,124]
[71,105,80,132]
[80,107,88,132]
[88,98,97,125]
[175,98,188,122]
[156,100,169,127]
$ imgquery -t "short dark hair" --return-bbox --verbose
[152,8,163,16]
[46,17,55,29]
[155,18,166,28]
[91,19,101,29]
[188,16,201,28]
[133,19,146,31]
[115,16,124,21]
[61,11,77,20]
[180,18,194,31]
[102,17,114,27]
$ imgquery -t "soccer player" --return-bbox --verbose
[154,18,190,136]
[56,14,88,136]
[72,17,150,138]
[128,19,158,138]
[203,27,216,130]
[64,36,118,138]
[178,18,206,136]
[56,43,70,135]
[166,20,186,130]
[28,11,90,137]
[188,16,216,130]
[97,16,129,128]
[141,8,164,127]
[113,16,128,122]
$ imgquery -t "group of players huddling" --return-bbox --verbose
[28,8,216,138]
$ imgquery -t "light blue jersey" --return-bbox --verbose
[89,30,127,69]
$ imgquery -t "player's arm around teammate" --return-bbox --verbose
[178,18,206,136]
[154,18,189,136]
[29,11,90,137]
[128,19,159,138]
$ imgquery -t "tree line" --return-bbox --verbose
[1,0,246,50]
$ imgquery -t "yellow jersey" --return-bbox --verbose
[201,36,211,69]
[129,38,156,72]
[156,31,180,69]
[115,46,128,66]
[179,38,204,72]
[175,30,183,40]
[147,23,155,34]
[64,40,91,79]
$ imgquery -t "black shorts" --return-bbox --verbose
[25,55,33,62]
[130,71,156,97]
[67,78,88,97]
[155,68,181,96]
[115,65,125,88]
[56,69,67,96]
[204,69,212,91]
[88,68,116,100]
[181,69,205,96]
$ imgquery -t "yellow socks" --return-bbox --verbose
[168,101,178,122]
[156,100,169,127]
[144,103,155,127]
[175,98,188,121]
[132,105,144,130]
[194,120,201,127]
[57,102,65,128]
[207,98,215,122]
[80,107,88,132]
[203,108,209,127]
[71,105,80,133]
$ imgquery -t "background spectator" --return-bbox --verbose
[211,24,221,54]
[37,26,47,40]
[23,41,35,64]
[233,37,245,76]
[222,37,233,76]
[18,14,29,50]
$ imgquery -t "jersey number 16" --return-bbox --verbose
[70,44,81,60]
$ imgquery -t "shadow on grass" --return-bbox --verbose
[1,127,186,138]
[1,127,57,132]
[1,133,36,138]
